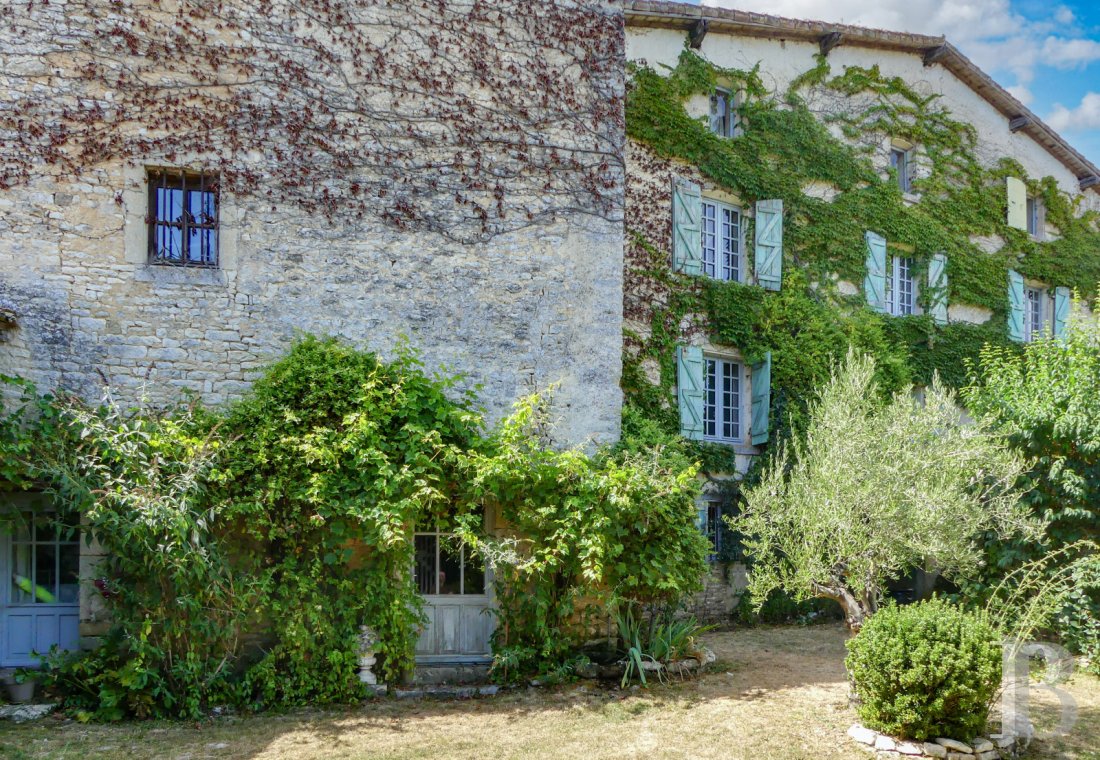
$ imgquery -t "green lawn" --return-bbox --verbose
[0,624,1096,760]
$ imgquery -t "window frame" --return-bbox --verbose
[1024,285,1048,342]
[884,254,918,316]
[890,147,912,193]
[1026,196,1044,239]
[700,198,743,282]
[147,169,221,268]
[702,499,722,559]
[702,355,743,444]
[412,529,487,597]
[7,510,80,607]
[710,87,742,138]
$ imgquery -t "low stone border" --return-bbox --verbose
[848,724,1025,759]
[0,703,56,723]
[575,647,718,683]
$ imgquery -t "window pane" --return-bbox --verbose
[58,543,80,604]
[722,207,739,281]
[704,359,717,438]
[706,502,721,553]
[898,257,914,315]
[155,224,183,262]
[35,543,57,603]
[414,534,437,595]
[438,542,462,595]
[156,186,183,224]
[722,361,740,440]
[701,203,717,277]
[463,549,485,595]
[11,542,32,604]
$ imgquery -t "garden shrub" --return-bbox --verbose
[845,598,1002,741]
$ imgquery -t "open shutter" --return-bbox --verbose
[1053,286,1070,338]
[1007,269,1025,342]
[677,345,705,440]
[927,252,949,326]
[754,199,783,291]
[750,351,771,446]
[864,231,887,312]
[1006,177,1027,231]
[671,178,702,275]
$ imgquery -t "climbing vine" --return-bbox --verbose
[0,0,623,242]
[622,46,1100,462]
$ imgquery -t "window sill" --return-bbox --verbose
[901,191,921,206]
[134,264,227,287]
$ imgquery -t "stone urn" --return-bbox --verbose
[358,626,380,685]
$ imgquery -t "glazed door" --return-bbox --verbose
[0,497,80,667]
[413,531,494,661]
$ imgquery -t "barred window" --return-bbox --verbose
[147,169,220,267]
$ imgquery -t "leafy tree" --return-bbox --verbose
[734,350,1031,630]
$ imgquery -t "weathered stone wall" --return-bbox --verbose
[0,0,627,448]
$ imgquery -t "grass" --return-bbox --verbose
[0,625,1097,760]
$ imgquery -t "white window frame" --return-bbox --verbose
[703,356,743,443]
[885,255,918,316]
[890,147,911,193]
[1024,285,1049,342]
[701,199,742,282]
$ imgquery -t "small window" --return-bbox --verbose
[701,199,742,281]
[1024,286,1048,342]
[147,169,220,267]
[413,531,485,596]
[890,148,911,193]
[885,255,917,316]
[1026,197,1043,238]
[703,500,722,557]
[710,87,740,138]
[703,356,742,443]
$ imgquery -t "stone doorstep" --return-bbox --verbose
[0,703,56,723]
[393,685,499,700]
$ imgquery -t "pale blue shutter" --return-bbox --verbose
[672,178,702,275]
[754,200,783,291]
[750,351,771,446]
[1007,270,1025,342]
[928,252,948,326]
[677,346,705,440]
[864,231,887,312]
[1053,286,1070,338]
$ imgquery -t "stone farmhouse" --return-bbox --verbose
[1,0,1099,672]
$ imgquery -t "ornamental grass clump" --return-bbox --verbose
[845,598,1002,741]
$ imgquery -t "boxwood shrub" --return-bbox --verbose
[845,598,1002,740]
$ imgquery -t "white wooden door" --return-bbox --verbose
[413,531,494,661]
[1,496,81,667]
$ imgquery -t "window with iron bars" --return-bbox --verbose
[147,169,220,267]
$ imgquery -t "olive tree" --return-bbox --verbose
[734,350,1033,630]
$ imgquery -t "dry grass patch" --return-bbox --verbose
[0,625,1096,760]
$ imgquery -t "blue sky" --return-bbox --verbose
[678,0,1100,167]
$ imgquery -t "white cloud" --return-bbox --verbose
[701,0,1099,104]
[1047,92,1100,131]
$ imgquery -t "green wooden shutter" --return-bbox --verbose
[1007,269,1026,342]
[864,231,887,312]
[928,252,949,326]
[750,351,771,446]
[1053,286,1070,338]
[1006,177,1027,230]
[671,178,702,275]
[677,345,705,440]
[754,199,783,291]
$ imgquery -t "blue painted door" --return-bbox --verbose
[1,496,81,667]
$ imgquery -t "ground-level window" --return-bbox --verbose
[414,531,485,596]
[703,356,742,443]
[9,511,79,605]
[703,500,722,557]
[1025,286,1048,342]
[701,199,742,282]
[885,255,916,316]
